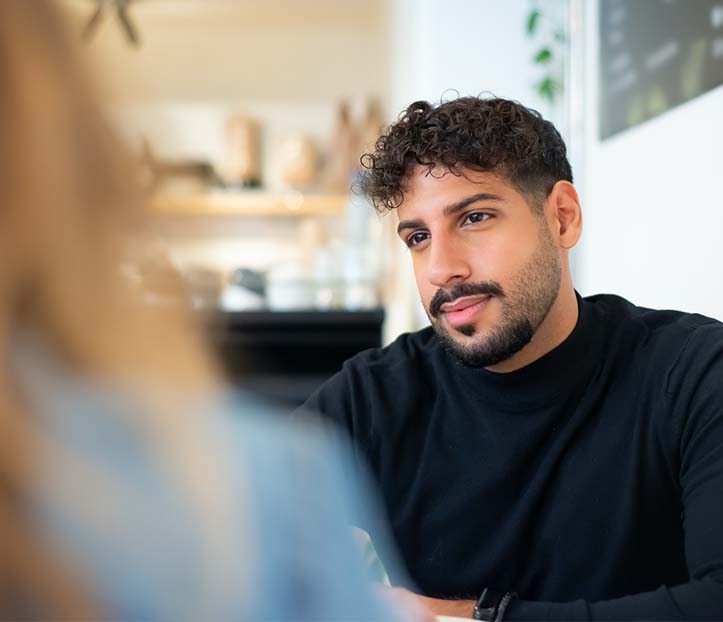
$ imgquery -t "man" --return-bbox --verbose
[302,97,723,620]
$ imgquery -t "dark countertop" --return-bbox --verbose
[205,308,385,406]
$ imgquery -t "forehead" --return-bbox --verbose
[397,166,523,218]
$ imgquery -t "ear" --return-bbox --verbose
[545,180,582,249]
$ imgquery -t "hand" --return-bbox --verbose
[384,586,475,619]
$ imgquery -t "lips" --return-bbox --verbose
[440,295,491,313]
[441,295,492,327]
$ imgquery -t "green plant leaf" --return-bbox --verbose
[534,47,552,63]
[526,9,540,35]
[537,77,559,102]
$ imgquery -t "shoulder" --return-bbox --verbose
[583,295,723,461]
[585,292,723,422]
[307,327,443,398]
[340,325,441,378]
[345,325,439,365]
[222,390,353,481]
[300,326,444,433]
[34,385,402,620]
[583,293,723,361]
[302,327,440,409]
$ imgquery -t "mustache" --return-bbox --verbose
[428,281,504,318]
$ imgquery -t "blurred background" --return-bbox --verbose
[55,0,723,405]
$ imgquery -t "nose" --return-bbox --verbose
[426,232,471,288]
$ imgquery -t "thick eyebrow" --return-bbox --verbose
[397,193,503,236]
[397,218,425,236]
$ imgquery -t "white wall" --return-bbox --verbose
[387,0,549,117]
[60,0,386,103]
[578,1,723,320]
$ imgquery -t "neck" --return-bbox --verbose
[486,277,578,373]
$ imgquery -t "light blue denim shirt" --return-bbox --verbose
[17,343,409,620]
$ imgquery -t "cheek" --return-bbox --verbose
[414,272,435,305]
[410,255,428,290]
[473,234,535,282]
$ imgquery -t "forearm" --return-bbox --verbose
[397,578,723,621]
[418,596,476,618]
[505,579,723,621]
[388,590,475,618]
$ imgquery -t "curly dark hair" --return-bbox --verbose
[360,96,573,214]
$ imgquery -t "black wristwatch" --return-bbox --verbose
[473,588,516,621]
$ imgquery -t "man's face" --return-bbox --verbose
[397,166,562,368]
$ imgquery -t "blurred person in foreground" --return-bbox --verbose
[0,2,418,620]
[301,96,723,620]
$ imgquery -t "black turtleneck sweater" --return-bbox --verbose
[302,294,723,620]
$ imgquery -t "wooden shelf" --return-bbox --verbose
[149,192,348,217]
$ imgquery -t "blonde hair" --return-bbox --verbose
[0,2,240,616]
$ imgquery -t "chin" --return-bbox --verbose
[451,323,477,338]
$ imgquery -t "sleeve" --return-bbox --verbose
[293,363,416,591]
[244,417,414,621]
[506,323,723,621]
[286,407,412,586]
[293,360,373,479]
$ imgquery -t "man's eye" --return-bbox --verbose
[464,212,491,225]
[407,231,430,247]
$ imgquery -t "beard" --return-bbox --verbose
[426,224,562,368]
